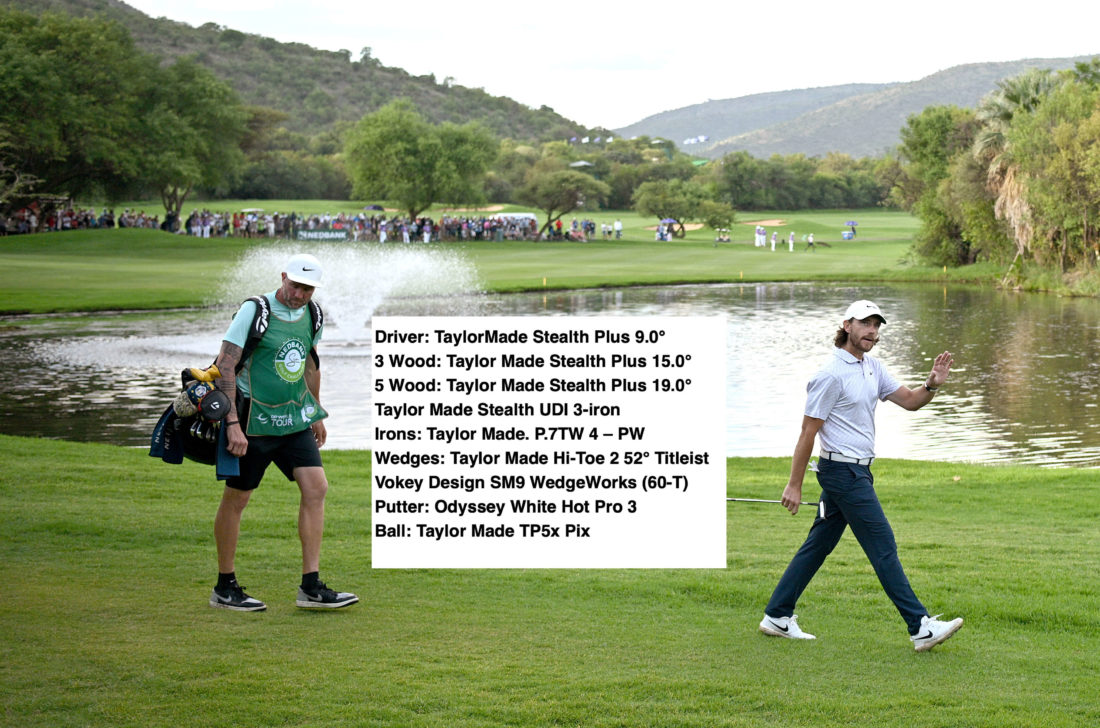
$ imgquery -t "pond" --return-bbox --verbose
[4,280,1100,467]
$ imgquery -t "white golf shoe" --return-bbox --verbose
[911,614,964,652]
[759,613,816,640]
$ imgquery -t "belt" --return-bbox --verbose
[820,451,874,466]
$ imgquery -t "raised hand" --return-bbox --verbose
[928,351,954,388]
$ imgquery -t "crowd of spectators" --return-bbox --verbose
[360,214,542,242]
[2,205,616,244]
[0,206,162,235]
[178,210,545,242]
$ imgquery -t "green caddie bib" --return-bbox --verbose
[243,308,327,437]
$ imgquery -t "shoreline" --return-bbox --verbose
[1,273,1012,319]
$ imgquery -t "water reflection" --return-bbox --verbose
[4,282,1100,467]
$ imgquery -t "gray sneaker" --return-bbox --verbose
[911,614,963,652]
[296,581,359,609]
[209,580,266,611]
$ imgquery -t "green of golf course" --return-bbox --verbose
[0,207,1004,314]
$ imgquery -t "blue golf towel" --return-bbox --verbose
[149,405,183,464]
[150,406,239,479]
[214,421,239,480]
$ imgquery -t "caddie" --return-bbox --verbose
[208,253,357,611]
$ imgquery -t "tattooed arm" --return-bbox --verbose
[215,341,249,457]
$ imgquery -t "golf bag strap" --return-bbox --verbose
[234,295,322,374]
[235,295,272,375]
[308,299,322,369]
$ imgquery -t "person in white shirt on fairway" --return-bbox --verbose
[758,300,964,652]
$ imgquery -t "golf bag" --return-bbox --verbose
[150,366,230,467]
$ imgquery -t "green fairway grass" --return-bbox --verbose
[0,229,259,313]
[0,206,1000,314]
[2,435,1097,727]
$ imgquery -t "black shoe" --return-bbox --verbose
[295,581,358,609]
[209,580,266,611]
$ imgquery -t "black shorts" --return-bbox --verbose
[226,400,323,491]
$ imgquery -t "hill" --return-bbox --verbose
[17,1,1099,159]
[17,0,588,143]
[620,57,1096,159]
[615,83,895,149]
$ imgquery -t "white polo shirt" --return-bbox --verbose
[805,347,901,459]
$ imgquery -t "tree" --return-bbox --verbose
[488,140,539,202]
[139,58,247,220]
[972,69,1061,262]
[707,151,768,210]
[0,9,156,204]
[605,163,646,210]
[1007,82,1100,270]
[698,200,737,237]
[1068,57,1100,88]
[232,152,320,199]
[517,169,610,237]
[761,154,814,209]
[239,106,291,157]
[896,106,982,265]
[875,152,913,209]
[344,100,497,219]
[0,8,247,218]
[434,122,500,208]
[632,179,710,238]
[0,138,38,208]
[936,150,1011,265]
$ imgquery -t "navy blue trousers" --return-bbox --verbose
[765,458,927,634]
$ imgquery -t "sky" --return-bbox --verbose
[123,0,1100,131]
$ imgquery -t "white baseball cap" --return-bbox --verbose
[284,253,322,287]
[844,299,886,323]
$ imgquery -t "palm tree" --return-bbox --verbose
[972,69,1060,273]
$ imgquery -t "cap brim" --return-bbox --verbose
[844,313,886,324]
[285,274,321,287]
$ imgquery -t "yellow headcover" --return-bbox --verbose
[188,364,221,382]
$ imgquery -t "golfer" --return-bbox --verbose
[759,300,962,651]
[208,253,358,611]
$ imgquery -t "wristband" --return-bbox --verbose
[923,384,938,393]
[225,420,239,426]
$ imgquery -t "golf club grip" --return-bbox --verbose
[727,498,818,505]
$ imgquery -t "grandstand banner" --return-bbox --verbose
[296,229,349,242]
